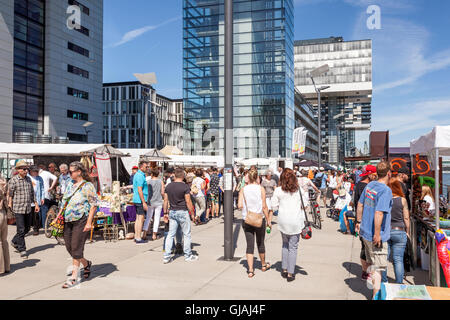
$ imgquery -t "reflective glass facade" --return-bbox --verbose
[13,0,45,135]
[183,0,295,157]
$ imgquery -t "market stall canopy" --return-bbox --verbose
[167,155,224,168]
[142,149,171,161]
[118,149,152,175]
[410,126,450,156]
[297,160,318,167]
[160,145,183,156]
[0,143,127,158]
[235,158,271,167]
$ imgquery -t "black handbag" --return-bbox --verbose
[299,188,312,239]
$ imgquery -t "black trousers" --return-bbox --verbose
[31,206,41,232]
[12,211,32,252]
[64,217,89,260]
[242,219,266,255]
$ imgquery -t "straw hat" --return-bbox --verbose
[15,160,29,169]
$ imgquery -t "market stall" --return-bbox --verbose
[410,125,450,287]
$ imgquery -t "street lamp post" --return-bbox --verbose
[310,64,330,169]
[83,121,94,144]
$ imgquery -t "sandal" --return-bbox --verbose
[83,261,92,279]
[62,278,77,289]
[261,263,271,272]
[247,270,255,278]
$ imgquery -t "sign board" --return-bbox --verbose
[224,168,233,191]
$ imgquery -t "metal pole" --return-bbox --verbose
[144,89,149,149]
[224,0,234,260]
[154,101,158,149]
[116,156,119,181]
[317,89,322,169]
[435,147,440,286]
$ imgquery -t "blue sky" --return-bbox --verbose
[103,0,450,147]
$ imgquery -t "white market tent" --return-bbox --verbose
[410,125,450,287]
[167,155,224,168]
[0,143,126,157]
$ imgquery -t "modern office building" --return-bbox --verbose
[294,36,372,165]
[0,0,103,143]
[183,0,295,158]
[294,88,319,162]
[102,81,184,149]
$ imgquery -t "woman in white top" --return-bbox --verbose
[192,169,206,225]
[421,185,435,215]
[271,168,306,282]
[238,169,271,278]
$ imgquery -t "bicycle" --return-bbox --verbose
[44,194,65,246]
[308,189,322,230]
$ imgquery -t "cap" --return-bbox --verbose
[360,165,377,177]
[320,167,324,171]
[132,166,138,170]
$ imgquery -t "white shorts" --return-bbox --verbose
[265,198,272,211]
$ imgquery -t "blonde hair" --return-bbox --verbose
[248,169,259,184]
[421,185,434,201]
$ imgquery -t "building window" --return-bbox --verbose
[67,87,89,100]
[68,42,89,57]
[74,25,90,37]
[68,0,90,15]
[67,110,89,121]
[67,64,89,78]
[67,132,88,142]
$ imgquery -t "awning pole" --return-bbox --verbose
[116,156,119,181]
[6,153,9,179]
[435,147,440,287]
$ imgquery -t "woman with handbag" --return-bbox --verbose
[238,169,271,278]
[0,177,10,275]
[271,168,306,282]
[58,162,98,288]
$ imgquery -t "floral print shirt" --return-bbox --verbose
[61,180,99,222]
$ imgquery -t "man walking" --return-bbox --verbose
[9,161,39,259]
[58,164,71,196]
[314,168,328,207]
[355,161,393,299]
[29,166,44,235]
[396,167,411,210]
[133,160,149,244]
[163,168,198,263]
[38,164,58,231]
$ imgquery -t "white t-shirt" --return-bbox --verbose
[39,170,57,200]
[329,176,337,188]
[344,181,351,193]
[242,184,263,219]
[424,195,435,213]
[192,177,205,198]
[271,187,305,235]
[335,192,352,211]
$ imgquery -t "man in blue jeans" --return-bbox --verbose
[355,161,393,299]
[133,160,149,244]
[163,168,198,263]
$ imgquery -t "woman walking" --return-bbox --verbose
[382,178,410,284]
[144,167,165,241]
[192,169,206,225]
[59,162,98,288]
[271,168,306,282]
[238,169,271,278]
[0,177,10,275]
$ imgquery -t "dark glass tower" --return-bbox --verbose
[183,0,295,158]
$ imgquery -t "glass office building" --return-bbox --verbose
[183,0,295,158]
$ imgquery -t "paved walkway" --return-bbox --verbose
[0,208,430,300]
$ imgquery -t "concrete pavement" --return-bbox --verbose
[0,207,430,300]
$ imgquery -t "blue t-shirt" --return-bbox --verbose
[315,173,328,189]
[132,170,148,204]
[359,181,393,243]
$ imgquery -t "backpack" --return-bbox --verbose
[313,173,323,188]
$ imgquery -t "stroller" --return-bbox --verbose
[326,190,340,221]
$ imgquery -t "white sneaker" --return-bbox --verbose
[185,254,199,262]
[163,255,174,264]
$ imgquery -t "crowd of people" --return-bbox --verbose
[0,158,436,297]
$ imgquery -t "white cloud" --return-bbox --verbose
[110,16,181,48]
[373,98,450,145]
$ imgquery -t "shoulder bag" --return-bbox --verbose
[243,188,263,228]
[50,181,86,237]
[299,188,312,239]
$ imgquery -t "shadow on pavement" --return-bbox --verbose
[342,262,372,300]
[89,263,119,280]
[8,259,41,275]
[271,261,307,276]
[27,243,58,256]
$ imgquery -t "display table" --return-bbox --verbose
[377,283,450,300]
